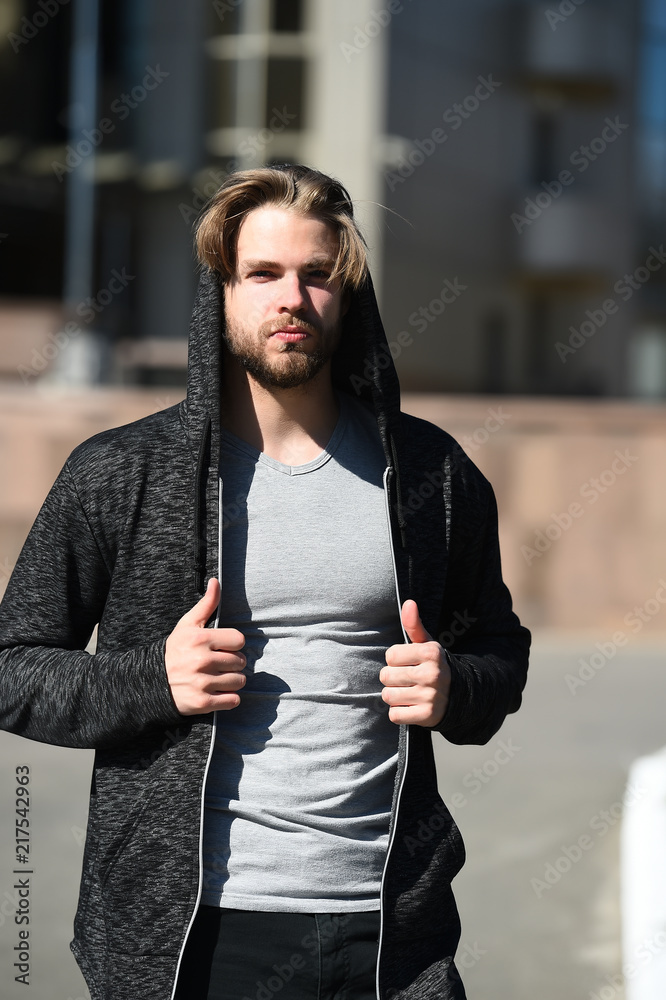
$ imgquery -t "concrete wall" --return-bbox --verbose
[404,394,666,635]
[1,385,663,635]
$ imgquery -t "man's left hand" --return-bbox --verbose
[380,600,450,727]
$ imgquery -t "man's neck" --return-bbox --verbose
[220,357,340,466]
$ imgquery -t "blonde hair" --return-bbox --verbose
[195,164,368,290]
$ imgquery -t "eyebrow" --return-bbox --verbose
[239,257,336,275]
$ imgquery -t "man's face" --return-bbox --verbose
[222,206,347,390]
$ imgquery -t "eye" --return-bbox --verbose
[308,269,331,280]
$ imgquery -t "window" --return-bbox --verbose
[271,0,303,33]
[208,59,237,130]
[209,0,242,36]
[265,58,304,129]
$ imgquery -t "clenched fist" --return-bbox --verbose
[165,578,246,715]
[380,600,451,727]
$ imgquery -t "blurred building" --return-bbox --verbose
[0,0,664,396]
[2,0,666,631]
[383,0,639,395]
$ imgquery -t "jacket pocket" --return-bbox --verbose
[99,786,195,956]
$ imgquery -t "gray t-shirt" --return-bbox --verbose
[202,393,403,912]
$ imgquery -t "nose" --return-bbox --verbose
[276,271,308,314]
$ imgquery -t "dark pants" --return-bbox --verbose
[174,905,380,1000]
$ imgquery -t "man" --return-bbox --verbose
[0,164,529,1000]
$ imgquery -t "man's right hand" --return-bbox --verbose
[165,578,246,715]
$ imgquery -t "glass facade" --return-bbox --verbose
[631,0,666,397]
[205,0,306,154]
[638,0,666,230]
[1,0,665,394]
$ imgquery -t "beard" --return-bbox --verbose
[222,312,342,390]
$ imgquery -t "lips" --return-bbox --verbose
[269,324,312,342]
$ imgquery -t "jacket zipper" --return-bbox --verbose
[376,466,411,1000]
[169,477,223,1000]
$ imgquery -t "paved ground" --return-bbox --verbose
[433,635,666,1000]
[0,635,664,1000]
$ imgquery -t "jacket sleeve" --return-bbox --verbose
[433,471,530,746]
[0,461,183,749]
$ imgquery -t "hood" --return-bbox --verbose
[182,268,407,591]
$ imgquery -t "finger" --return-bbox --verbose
[212,693,241,712]
[204,670,246,692]
[385,643,437,668]
[401,599,433,644]
[379,665,417,687]
[382,687,447,726]
[173,668,246,715]
[206,627,246,653]
[177,578,221,628]
[179,692,242,716]
[381,684,427,708]
[196,650,246,674]
[387,704,442,726]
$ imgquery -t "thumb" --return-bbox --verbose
[178,577,221,628]
[401,600,433,644]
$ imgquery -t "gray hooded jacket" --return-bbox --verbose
[0,269,530,999]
